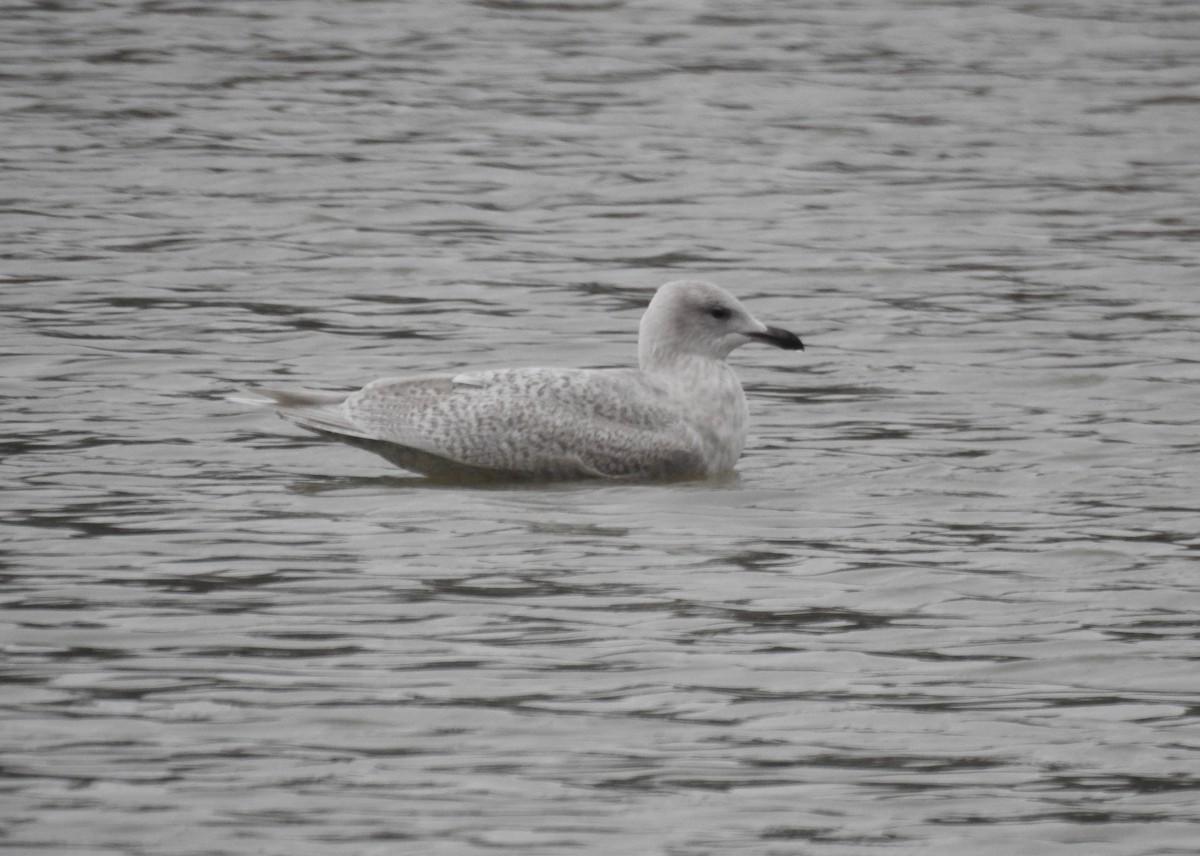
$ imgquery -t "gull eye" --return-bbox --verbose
[709,306,731,320]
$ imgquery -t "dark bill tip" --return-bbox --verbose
[749,326,805,351]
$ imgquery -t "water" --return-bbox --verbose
[3,1,1198,854]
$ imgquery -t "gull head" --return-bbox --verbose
[637,280,803,370]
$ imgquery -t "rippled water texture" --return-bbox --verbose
[4,1,1199,854]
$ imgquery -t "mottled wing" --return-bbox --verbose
[340,368,705,479]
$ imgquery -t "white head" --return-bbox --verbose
[637,280,803,370]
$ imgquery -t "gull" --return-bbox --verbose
[246,280,803,481]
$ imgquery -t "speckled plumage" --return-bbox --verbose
[249,280,803,481]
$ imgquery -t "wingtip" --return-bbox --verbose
[234,386,350,407]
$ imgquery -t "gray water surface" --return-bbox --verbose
[4,1,1199,854]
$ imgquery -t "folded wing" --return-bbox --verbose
[260,368,707,480]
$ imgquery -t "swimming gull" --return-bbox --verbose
[247,280,803,481]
